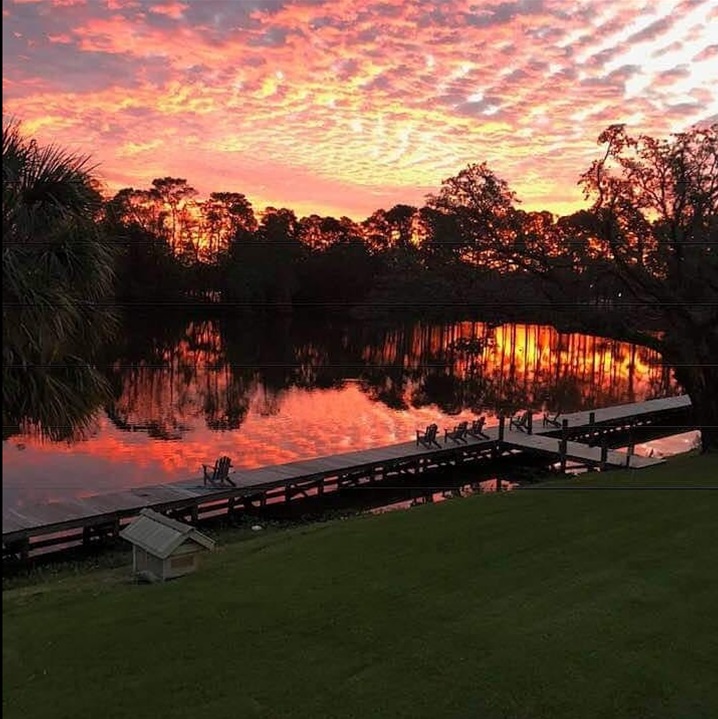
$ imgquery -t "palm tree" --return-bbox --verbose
[2,119,117,440]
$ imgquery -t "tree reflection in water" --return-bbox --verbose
[102,313,675,440]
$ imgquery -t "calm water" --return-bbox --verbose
[2,313,681,512]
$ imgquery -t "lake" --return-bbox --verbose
[2,313,682,512]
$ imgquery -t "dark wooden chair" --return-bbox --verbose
[467,416,489,439]
[509,410,531,432]
[445,420,469,444]
[542,410,562,428]
[203,455,236,487]
[417,423,440,448]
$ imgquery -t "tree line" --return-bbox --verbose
[103,174,622,316]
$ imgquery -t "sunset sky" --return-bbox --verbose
[3,0,717,219]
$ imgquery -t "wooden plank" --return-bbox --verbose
[81,491,148,513]
[535,396,690,433]
[247,465,301,480]
[76,492,143,515]
[128,484,199,504]
[31,501,96,523]
[300,457,351,471]
[252,465,311,481]
[503,433,665,468]
[4,505,74,529]
[3,502,102,537]
[234,467,303,488]
[2,513,32,534]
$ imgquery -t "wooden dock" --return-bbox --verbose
[2,395,693,562]
[535,394,691,431]
[501,433,663,469]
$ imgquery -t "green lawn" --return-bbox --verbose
[4,454,718,719]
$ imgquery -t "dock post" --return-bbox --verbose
[600,439,608,471]
[494,415,505,459]
[559,438,567,473]
[561,418,569,439]
[626,424,635,468]
[527,412,533,434]
[191,505,199,523]
[10,538,30,563]
[589,411,595,426]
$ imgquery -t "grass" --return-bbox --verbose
[3,453,718,719]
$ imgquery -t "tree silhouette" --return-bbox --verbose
[427,162,517,267]
[418,206,464,266]
[2,119,116,440]
[385,204,417,248]
[149,177,197,254]
[104,187,183,301]
[579,123,718,451]
[298,214,361,250]
[203,191,256,262]
[361,208,392,254]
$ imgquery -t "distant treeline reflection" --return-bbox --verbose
[99,312,675,441]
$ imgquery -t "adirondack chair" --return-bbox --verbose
[509,410,531,432]
[467,416,489,439]
[445,420,469,444]
[542,410,562,428]
[417,423,440,448]
[202,455,236,487]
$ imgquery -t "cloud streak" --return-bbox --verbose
[3,0,716,218]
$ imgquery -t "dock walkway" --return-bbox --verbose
[514,394,691,438]
[3,395,692,560]
[501,433,663,469]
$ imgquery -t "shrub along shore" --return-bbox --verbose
[3,453,717,719]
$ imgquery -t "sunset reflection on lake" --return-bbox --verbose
[2,317,679,511]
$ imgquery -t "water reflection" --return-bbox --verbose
[106,316,672,437]
[2,314,677,510]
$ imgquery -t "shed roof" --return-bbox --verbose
[119,508,215,559]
